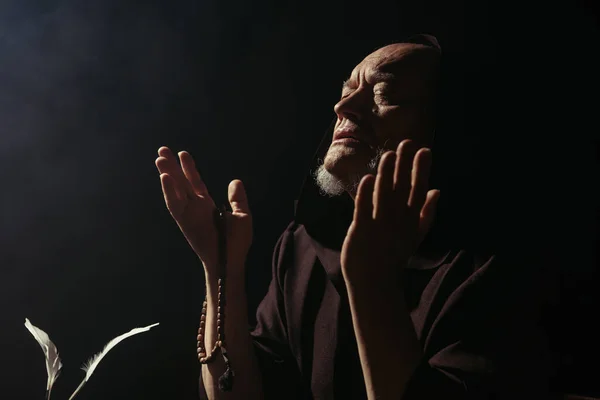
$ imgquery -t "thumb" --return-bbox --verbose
[228,179,251,216]
[417,189,440,246]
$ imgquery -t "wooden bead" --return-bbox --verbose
[197,284,229,366]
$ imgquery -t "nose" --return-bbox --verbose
[334,90,368,122]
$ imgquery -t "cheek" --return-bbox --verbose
[373,110,412,144]
[372,109,423,147]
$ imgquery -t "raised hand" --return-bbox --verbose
[155,146,252,277]
[341,140,440,289]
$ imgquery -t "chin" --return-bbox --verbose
[316,145,383,197]
[323,144,374,178]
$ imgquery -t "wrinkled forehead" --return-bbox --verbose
[351,43,440,80]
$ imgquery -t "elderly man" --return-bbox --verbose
[155,35,550,399]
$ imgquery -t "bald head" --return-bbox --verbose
[371,42,440,65]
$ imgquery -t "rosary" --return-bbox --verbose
[196,205,234,392]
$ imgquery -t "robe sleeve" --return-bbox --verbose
[250,225,308,399]
[402,253,553,400]
[198,225,306,399]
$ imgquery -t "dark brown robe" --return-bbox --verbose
[199,160,553,399]
[246,222,552,400]
[200,35,553,399]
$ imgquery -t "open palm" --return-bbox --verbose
[155,146,252,274]
[341,140,440,288]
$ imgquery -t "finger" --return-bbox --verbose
[393,140,417,204]
[408,148,432,212]
[157,146,172,158]
[228,179,251,216]
[417,189,440,246]
[156,156,184,199]
[155,156,169,174]
[156,147,195,199]
[155,155,182,176]
[179,151,209,196]
[354,174,376,225]
[160,173,183,216]
[373,151,396,220]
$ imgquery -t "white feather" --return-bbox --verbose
[68,322,159,400]
[24,318,63,393]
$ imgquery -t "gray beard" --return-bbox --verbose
[313,147,385,197]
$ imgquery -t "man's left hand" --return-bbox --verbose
[341,139,440,291]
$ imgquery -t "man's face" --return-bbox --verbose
[317,43,439,196]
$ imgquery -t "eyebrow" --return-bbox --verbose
[342,71,396,91]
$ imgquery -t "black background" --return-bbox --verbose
[0,0,597,399]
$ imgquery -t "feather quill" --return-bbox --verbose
[24,318,63,400]
[68,322,159,400]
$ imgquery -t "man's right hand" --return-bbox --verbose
[155,146,253,278]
